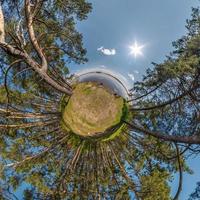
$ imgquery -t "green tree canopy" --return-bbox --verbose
[0,1,199,200]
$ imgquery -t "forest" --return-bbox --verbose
[0,0,200,199]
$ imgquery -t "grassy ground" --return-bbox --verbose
[62,82,124,137]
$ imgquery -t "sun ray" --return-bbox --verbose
[129,41,144,58]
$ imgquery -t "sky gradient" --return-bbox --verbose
[71,0,199,83]
[69,0,200,199]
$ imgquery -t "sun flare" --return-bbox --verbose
[129,41,144,58]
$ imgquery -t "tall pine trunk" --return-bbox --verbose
[0,3,5,43]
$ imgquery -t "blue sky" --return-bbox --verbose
[71,0,199,83]
[69,0,200,199]
[4,0,199,199]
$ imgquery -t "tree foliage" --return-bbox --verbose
[0,1,199,200]
[129,7,200,144]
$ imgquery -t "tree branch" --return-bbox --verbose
[25,0,47,72]
[131,83,199,111]
[128,83,163,102]
[0,4,72,95]
[124,121,200,144]
[172,143,183,200]
[0,3,5,43]
[0,119,58,129]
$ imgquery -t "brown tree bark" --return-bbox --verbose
[0,3,5,43]
[0,3,72,95]
[124,121,200,145]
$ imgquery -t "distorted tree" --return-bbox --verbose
[0,1,199,200]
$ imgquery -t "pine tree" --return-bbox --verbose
[0,2,199,200]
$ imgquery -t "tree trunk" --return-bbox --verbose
[0,3,5,43]
[0,4,72,96]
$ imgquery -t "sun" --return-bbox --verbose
[129,41,144,58]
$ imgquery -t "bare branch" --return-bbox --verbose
[16,19,26,47]
[124,121,200,144]
[128,83,163,102]
[172,143,183,200]
[0,119,58,129]
[25,0,47,72]
[131,83,199,111]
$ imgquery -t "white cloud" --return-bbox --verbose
[97,46,116,56]
[100,65,107,68]
[128,73,135,82]
[134,70,139,74]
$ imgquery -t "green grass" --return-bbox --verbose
[102,100,130,142]
[62,82,124,137]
